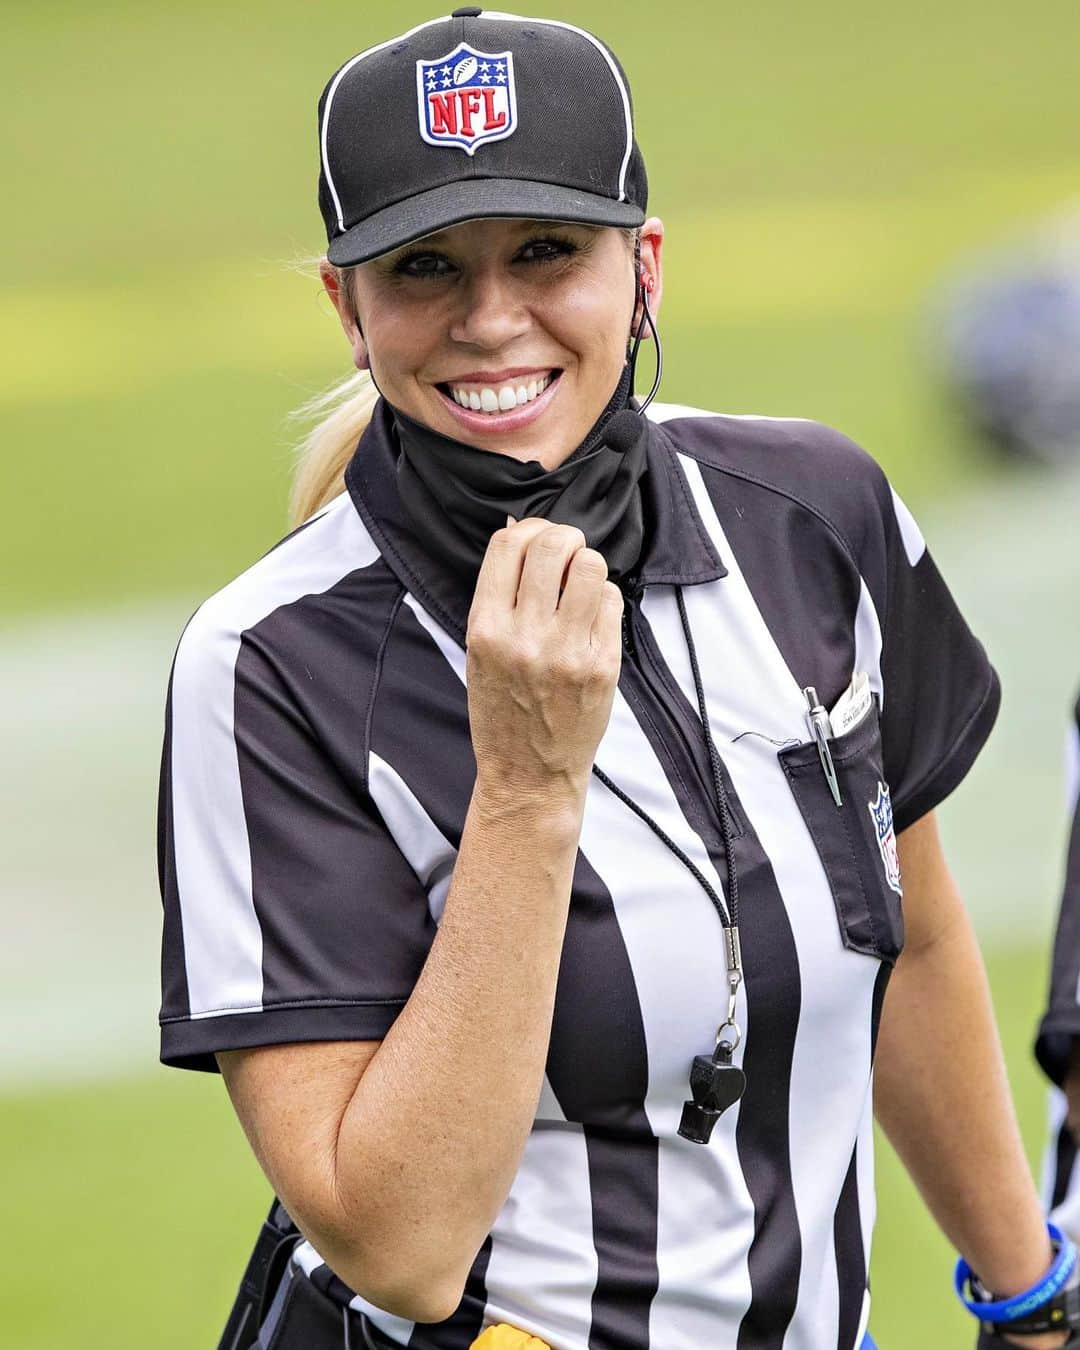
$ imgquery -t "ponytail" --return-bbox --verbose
[288,368,379,526]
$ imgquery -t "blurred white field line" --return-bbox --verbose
[1,463,1079,1088]
[2,163,1079,405]
[0,599,191,1086]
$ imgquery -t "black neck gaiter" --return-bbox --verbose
[392,363,649,583]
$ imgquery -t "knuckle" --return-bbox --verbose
[465,622,494,654]
[536,524,585,554]
[569,548,608,581]
[509,633,543,668]
[534,528,569,556]
[549,649,577,681]
[597,655,622,685]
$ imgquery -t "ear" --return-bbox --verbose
[632,217,665,339]
[319,258,370,371]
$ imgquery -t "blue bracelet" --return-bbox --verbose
[954,1222,1078,1322]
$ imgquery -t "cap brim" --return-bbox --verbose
[325,178,645,266]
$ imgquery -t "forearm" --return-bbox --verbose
[322,778,584,1308]
[875,903,1053,1306]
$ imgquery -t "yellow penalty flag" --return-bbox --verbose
[469,1325,552,1350]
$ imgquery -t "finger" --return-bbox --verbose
[592,580,624,655]
[473,517,554,614]
[516,524,587,625]
[557,548,610,629]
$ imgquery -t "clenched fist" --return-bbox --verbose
[465,518,624,807]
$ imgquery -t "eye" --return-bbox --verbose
[517,237,578,264]
[392,251,455,280]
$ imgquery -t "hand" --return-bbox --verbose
[465,517,623,804]
[978,1324,1071,1347]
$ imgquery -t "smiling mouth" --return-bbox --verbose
[437,370,563,415]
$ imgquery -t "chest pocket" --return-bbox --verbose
[777,701,904,965]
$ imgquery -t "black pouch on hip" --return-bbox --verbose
[217,1197,399,1350]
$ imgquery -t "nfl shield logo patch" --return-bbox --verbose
[867,781,903,896]
[416,44,517,155]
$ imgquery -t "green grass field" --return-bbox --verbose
[4,0,1080,1344]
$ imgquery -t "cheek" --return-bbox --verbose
[360,296,441,383]
[549,277,633,366]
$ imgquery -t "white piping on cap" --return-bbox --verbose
[320,16,449,235]
[482,11,635,203]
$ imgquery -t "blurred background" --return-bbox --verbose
[3,0,1080,1343]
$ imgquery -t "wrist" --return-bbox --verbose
[988,1236,1060,1301]
[471,771,588,832]
[957,1222,1079,1343]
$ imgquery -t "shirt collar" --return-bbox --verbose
[344,399,726,647]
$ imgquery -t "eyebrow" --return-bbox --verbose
[405,219,586,249]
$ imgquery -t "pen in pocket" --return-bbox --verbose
[803,686,843,807]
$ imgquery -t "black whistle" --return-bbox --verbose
[678,1043,747,1144]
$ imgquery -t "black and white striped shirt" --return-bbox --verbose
[159,401,999,1350]
[1038,694,1080,1240]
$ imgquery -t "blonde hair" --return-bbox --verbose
[289,228,642,526]
[288,261,376,526]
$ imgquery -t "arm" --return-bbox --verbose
[219,519,623,1323]
[875,811,1066,1348]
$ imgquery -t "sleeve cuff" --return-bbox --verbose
[1036,1012,1080,1088]
[159,998,408,1073]
[892,664,1002,835]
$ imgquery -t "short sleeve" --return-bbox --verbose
[1035,697,1080,1087]
[866,482,1001,834]
[158,605,436,1073]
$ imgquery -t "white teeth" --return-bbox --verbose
[447,373,556,414]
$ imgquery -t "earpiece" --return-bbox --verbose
[640,270,655,294]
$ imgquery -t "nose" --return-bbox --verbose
[448,266,532,350]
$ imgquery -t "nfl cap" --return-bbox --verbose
[318,9,648,266]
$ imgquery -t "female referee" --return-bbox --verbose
[157,10,1077,1349]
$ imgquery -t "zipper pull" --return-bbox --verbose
[803,686,842,807]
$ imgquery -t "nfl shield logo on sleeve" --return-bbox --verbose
[867,781,903,896]
[416,45,517,154]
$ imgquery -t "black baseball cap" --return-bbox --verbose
[318,9,648,266]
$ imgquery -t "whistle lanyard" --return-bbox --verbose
[590,584,746,1142]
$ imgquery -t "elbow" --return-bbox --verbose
[335,1262,465,1325]
[318,1238,468,1325]
[368,1280,465,1326]
[300,1171,476,1323]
